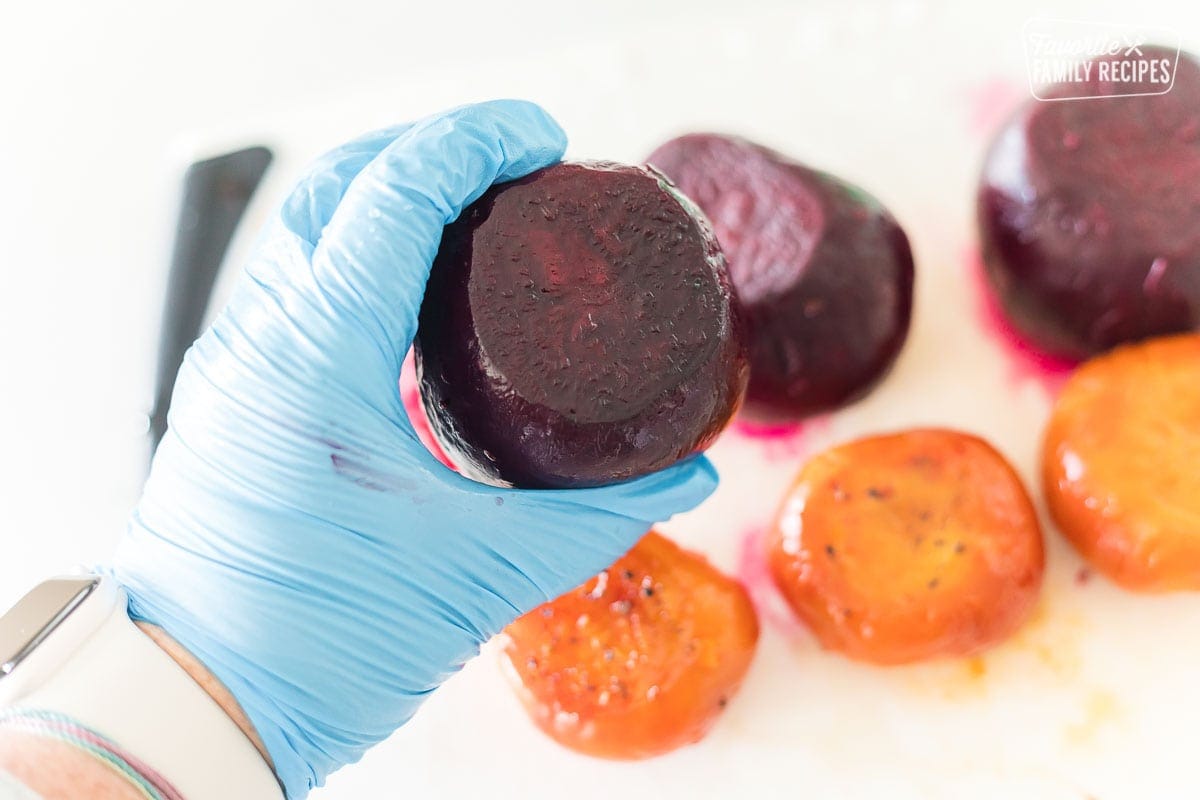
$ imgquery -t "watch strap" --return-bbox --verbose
[12,584,284,800]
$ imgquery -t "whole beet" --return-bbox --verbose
[415,161,748,489]
[977,46,1200,360]
[648,135,914,419]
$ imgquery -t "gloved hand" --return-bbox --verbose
[109,100,717,798]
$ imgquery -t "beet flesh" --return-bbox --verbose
[977,46,1200,361]
[647,135,914,419]
[415,161,748,489]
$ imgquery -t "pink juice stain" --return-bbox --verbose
[736,525,810,640]
[731,413,830,464]
[962,78,1077,396]
[964,246,1076,396]
[964,77,1025,139]
[400,351,457,470]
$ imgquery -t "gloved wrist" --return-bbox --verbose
[109,100,718,798]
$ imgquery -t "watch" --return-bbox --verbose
[0,575,284,799]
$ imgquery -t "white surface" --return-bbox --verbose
[2,1,1199,798]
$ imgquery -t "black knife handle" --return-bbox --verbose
[150,146,272,456]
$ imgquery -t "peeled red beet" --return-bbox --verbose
[415,161,748,489]
[647,135,914,419]
[977,46,1200,361]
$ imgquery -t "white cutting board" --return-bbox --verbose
[178,2,1200,798]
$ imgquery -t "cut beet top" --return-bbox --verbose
[415,161,748,489]
[977,46,1200,361]
[502,530,759,760]
[647,134,914,419]
[1043,334,1200,592]
[768,429,1044,665]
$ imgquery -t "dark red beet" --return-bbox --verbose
[977,46,1200,361]
[647,135,914,419]
[415,161,748,489]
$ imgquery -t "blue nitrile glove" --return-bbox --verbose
[108,100,718,798]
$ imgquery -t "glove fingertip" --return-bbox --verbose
[476,98,568,181]
[548,455,720,523]
[657,454,720,512]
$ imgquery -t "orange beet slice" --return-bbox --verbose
[1043,333,1200,591]
[768,429,1044,665]
[501,531,758,758]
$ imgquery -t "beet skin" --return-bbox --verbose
[977,46,1200,361]
[415,161,748,489]
[648,135,914,419]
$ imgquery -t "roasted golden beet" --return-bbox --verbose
[768,429,1044,665]
[501,531,758,759]
[1043,333,1200,591]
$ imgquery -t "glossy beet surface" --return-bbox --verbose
[768,429,1044,665]
[502,531,759,759]
[978,47,1200,361]
[415,161,748,488]
[1043,334,1200,591]
[647,134,914,419]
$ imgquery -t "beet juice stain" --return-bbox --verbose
[963,77,1025,139]
[735,525,810,641]
[398,351,455,470]
[963,246,1075,397]
[730,414,831,465]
